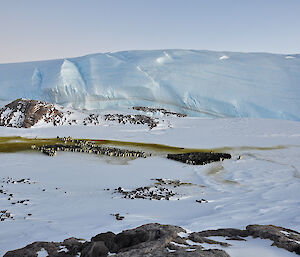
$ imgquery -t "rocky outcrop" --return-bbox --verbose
[4,223,229,257]
[167,152,232,165]
[246,225,300,254]
[0,99,63,128]
[3,237,84,257]
[4,223,300,257]
[191,224,300,254]
[0,99,161,129]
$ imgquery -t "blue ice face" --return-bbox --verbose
[0,49,299,121]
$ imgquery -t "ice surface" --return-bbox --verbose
[0,50,299,120]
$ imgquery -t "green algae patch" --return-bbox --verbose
[0,136,205,155]
[0,137,61,153]
[90,139,207,154]
[0,136,295,155]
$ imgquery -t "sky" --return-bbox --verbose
[0,0,300,63]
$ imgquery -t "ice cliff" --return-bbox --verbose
[0,49,299,120]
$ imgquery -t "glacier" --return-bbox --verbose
[0,49,299,120]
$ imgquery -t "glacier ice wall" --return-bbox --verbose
[0,49,299,120]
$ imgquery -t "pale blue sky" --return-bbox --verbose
[1,0,300,63]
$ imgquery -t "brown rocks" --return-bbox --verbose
[3,239,84,257]
[193,224,300,255]
[3,223,230,257]
[0,99,162,129]
[4,224,300,256]
[81,241,109,257]
[0,99,63,128]
[246,224,300,254]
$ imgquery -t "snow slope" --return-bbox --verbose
[0,50,299,120]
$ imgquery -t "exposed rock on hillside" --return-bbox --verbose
[4,223,300,256]
[0,99,63,128]
[0,99,162,129]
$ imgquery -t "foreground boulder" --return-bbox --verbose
[4,223,300,256]
[3,237,83,257]
[246,225,300,254]
[3,223,229,257]
[191,224,300,255]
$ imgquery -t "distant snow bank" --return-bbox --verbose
[0,49,299,121]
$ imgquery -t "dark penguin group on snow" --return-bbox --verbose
[31,137,149,159]
[31,136,234,165]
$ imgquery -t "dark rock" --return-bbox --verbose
[91,232,118,253]
[246,224,300,254]
[5,223,300,257]
[63,238,84,255]
[81,241,109,257]
[194,228,248,238]
[191,224,300,255]
[188,233,231,247]
[225,236,247,241]
[4,239,84,257]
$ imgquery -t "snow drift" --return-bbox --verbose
[0,49,299,120]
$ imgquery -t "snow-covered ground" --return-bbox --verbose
[0,116,300,256]
[0,49,299,120]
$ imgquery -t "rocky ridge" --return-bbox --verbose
[0,99,167,129]
[0,99,64,128]
[4,223,300,257]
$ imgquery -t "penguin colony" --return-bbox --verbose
[31,137,149,158]
[167,152,232,165]
[132,106,187,117]
[114,185,177,201]
[104,114,158,129]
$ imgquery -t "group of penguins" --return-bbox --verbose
[31,137,150,158]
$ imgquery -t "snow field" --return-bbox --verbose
[0,117,299,256]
